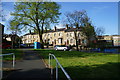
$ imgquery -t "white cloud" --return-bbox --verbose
[56,24,65,29]
[0,21,5,25]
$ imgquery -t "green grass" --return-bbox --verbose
[34,49,120,79]
[2,49,23,60]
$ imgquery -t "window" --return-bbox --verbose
[59,33,61,36]
[58,38,63,44]
[54,33,56,37]
[70,39,73,43]
[48,34,50,36]
[70,33,72,37]
[44,40,47,43]
[67,33,69,37]
[78,39,81,45]
[82,39,84,43]
[54,39,56,44]
[78,33,80,37]
[48,39,50,44]
[44,34,46,37]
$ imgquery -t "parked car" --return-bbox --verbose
[20,44,28,48]
[54,45,70,51]
[0,43,12,49]
[29,44,34,48]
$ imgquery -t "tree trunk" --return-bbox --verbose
[11,37,14,49]
[74,31,79,51]
[35,5,44,49]
[40,20,45,49]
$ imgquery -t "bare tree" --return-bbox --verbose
[96,27,105,36]
[64,10,96,50]
[64,10,87,27]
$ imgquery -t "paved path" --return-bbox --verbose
[3,50,51,80]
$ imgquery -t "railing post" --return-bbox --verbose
[51,55,53,76]
[56,62,58,80]
[49,54,72,80]
[13,54,15,68]
[49,54,50,68]
[0,55,3,80]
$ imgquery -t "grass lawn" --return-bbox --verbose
[34,49,120,80]
[2,49,23,60]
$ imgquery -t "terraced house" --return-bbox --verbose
[22,33,40,44]
[43,26,87,46]
[22,26,87,46]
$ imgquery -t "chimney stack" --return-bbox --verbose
[29,30,31,34]
[54,26,57,31]
[66,24,69,29]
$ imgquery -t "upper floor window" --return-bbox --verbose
[59,33,61,36]
[67,33,69,37]
[44,34,46,37]
[78,33,80,37]
[54,33,56,37]
[70,33,72,37]
[33,36,35,38]
[29,35,31,38]
[48,34,50,36]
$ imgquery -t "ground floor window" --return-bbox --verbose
[58,38,63,44]
[70,39,73,43]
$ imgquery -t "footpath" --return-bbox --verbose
[3,49,51,80]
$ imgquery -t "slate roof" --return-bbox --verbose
[45,28,66,33]
[45,27,83,33]
[23,33,38,36]
[23,27,83,35]
[65,27,83,32]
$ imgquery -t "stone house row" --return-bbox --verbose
[21,26,120,47]
[22,26,87,46]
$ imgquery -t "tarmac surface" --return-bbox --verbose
[3,49,51,80]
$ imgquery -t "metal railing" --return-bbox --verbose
[0,53,15,79]
[49,53,72,80]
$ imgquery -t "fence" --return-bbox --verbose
[49,53,72,80]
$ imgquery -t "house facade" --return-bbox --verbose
[22,33,40,44]
[22,27,87,46]
[112,35,120,46]
[0,23,4,36]
[97,35,120,46]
